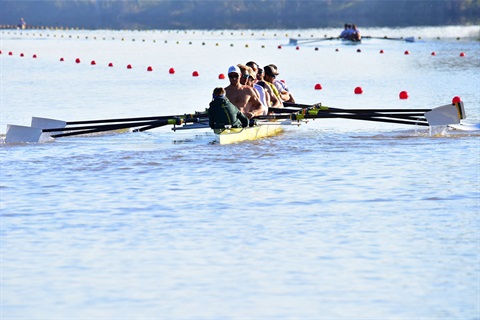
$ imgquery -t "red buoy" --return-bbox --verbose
[431,52,436,56]
[127,64,132,69]
[32,54,37,58]
[314,83,322,90]
[314,47,319,51]
[147,66,153,71]
[460,52,466,57]
[169,67,175,74]
[354,87,363,94]
[9,52,13,55]
[218,73,225,79]
[60,57,64,61]
[192,71,199,77]
[91,60,96,65]
[277,45,282,49]
[452,96,462,104]
[356,49,361,53]
[108,62,114,67]
[296,46,300,50]
[75,58,81,63]
[380,49,384,54]
[399,91,409,99]
[404,50,410,55]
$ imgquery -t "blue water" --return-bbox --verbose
[1,26,479,319]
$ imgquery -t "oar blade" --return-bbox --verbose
[425,104,462,126]
[31,117,67,130]
[5,125,44,143]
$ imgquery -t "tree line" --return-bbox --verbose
[1,0,479,29]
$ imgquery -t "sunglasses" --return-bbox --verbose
[228,74,239,79]
[241,74,250,79]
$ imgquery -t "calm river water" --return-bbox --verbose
[1,26,479,319]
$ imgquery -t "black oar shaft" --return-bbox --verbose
[134,117,208,133]
[44,120,170,132]
[257,113,428,126]
[65,112,207,126]
[298,114,429,126]
[282,102,431,113]
[51,119,175,138]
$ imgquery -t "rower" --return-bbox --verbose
[351,24,361,41]
[263,65,285,105]
[224,65,264,119]
[238,64,269,116]
[247,61,282,109]
[208,87,249,130]
[340,24,351,39]
[268,64,295,103]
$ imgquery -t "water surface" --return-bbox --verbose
[1,26,479,319]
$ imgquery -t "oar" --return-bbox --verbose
[43,120,166,133]
[53,116,206,137]
[305,110,427,121]
[288,37,339,46]
[50,119,177,138]
[275,102,433,124]
[57,112,207,125]
[306,103,464,127]
[270,108,426,122]
[294,113,429,126]
[258,113,429,126]
[133,116,208,132]
[65,112,208,126]
[363,36,415,42]
[283,102,431,114]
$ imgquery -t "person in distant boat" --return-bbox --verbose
[18,17,27,30]
[340,24,351,38]
[208,87,249,130]
[224,65,264,119]
[268,64,295,103]
[238,64,269,116]
[350,24,361,41]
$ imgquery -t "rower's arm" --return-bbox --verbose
[250,93,266,117]
[266,87,283,108]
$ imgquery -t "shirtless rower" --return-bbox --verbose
[224,65,264,119]
[238,64,268,116]
[255,66,283,108]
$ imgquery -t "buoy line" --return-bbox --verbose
[1,44,469,100]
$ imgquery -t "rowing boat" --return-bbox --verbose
[171,118,288,144]
[213,122,284,145]
[4,101,476,144]
[287,35,414,47]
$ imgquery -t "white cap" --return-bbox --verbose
[227,65,240,74]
